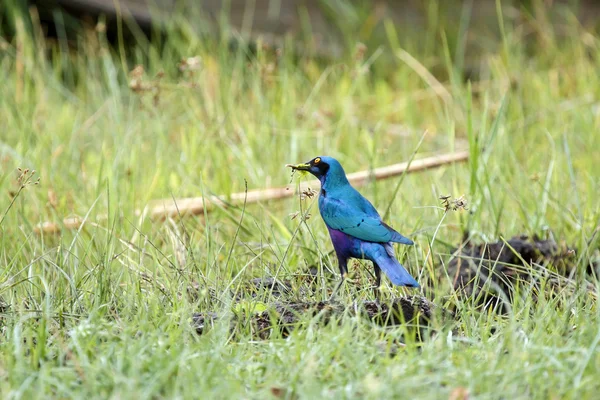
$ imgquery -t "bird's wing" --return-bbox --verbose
[320,191,413,244]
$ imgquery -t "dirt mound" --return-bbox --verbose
[445,234,580,309]
[193,296,443,340]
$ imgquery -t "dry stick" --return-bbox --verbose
[35,151,469,234]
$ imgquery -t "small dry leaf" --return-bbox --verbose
[448,387,469,400]
[178,56,202,72]
[130,64,144,78]
[270,387,285,398]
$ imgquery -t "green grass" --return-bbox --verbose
[1,1,600,398]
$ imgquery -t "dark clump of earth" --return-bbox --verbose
[192,296,441,340]
[443,233,590,311]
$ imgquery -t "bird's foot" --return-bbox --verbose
[372,286,381,303]
[328,274,347,302]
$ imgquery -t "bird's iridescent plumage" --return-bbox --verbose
[287,156,419,289]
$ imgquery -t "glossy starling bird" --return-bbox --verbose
[287,156,419,295]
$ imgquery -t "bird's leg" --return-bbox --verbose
[329,257,348,301]
[373,263,382,302]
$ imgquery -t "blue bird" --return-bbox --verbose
[287,156,419,295]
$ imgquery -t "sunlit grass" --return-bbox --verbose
[1,1,599,398]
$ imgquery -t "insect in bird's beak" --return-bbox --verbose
[285,163,311,171]
[286,162,312,179]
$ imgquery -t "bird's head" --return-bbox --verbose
[286,156,348,185]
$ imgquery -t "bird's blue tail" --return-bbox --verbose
[373,243,419,287]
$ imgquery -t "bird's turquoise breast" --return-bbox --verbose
[318,190,343,220]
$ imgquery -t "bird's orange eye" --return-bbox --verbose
[314,157,321,164]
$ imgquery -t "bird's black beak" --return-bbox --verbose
[285,162,311,171]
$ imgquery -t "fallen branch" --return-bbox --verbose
[35,150,468,234]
